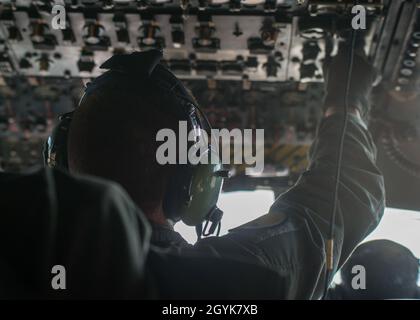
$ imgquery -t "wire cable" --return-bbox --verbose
[322,10,359,298]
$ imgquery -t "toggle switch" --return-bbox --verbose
[263,56,280,78]
[8,26,22,42]
[302,41,320,62]
[139,21,164,49]
[30,20,48,44]
[83,22,105,45]
[113,12,130,44]
[260,19,279,47]
[38,54,52,73]
[193,22,220,51]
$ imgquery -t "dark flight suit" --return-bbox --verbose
[145,113,385,300]
[0,169,150,299]
[0,113,384,299]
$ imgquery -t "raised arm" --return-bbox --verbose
[148,41,385,300]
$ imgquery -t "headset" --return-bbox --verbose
[44,50,228,238]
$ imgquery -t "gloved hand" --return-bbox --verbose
[323,41,379,122]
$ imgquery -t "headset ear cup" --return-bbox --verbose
[181,149,224,226]
[162,148,224,226]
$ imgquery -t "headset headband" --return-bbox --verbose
[82,50,207,132]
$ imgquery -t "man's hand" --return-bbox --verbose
[323,41,379,122]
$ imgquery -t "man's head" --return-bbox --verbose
[340,239,419,299]
[62,51,224,229]
[67,80,178,224]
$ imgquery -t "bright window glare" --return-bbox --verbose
[333,207,420,285]
[174,190,275,244]
[175,191,420,287]
[175,191,420,262]
[363,208,420,257]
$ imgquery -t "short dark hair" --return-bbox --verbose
[341,240,419,299]
[68,81,179,214]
